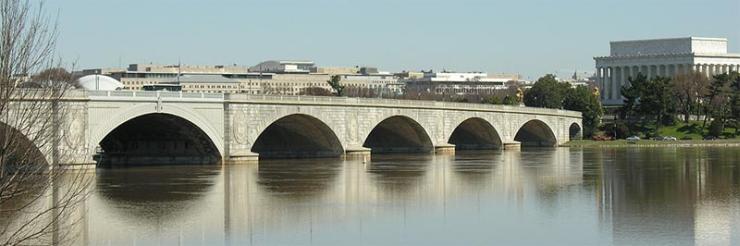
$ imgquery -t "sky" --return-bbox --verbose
[45,0,740,80]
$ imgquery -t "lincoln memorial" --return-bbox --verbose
[594,37,740,105]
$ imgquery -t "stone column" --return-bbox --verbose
[602,67,608,100]
[607,67,613,99]
[609,67,615,100]
[613,67,622,100]
[596,67,604,88]
[596,67,603,99]
[622,66,629,96]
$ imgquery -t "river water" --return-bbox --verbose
[77,147,740,245]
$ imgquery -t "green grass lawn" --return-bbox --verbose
[571,121,739,147]
[656,121,737,140]
[565,139,740,147]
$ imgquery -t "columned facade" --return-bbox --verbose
[595,37,740,105]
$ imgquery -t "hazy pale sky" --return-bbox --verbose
[46,0,740,80]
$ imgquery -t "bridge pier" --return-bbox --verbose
[503,142,522,150]
[434,144,456,154]
[225,152,259,164]
[344,147,371,161]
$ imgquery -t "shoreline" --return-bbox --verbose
[561,139,740,148]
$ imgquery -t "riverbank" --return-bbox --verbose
[562,139,740,148]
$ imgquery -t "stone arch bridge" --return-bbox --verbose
[3,91,582,167]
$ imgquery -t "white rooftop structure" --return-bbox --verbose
[609,37,731,56]
[421,71,511,83]
[249,60,315,74]
[77,75,124,91]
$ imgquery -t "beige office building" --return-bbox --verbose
[91,62,401,95]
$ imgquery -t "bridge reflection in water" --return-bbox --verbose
[9,147,738,245]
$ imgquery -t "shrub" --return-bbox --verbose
[708,120,724,137]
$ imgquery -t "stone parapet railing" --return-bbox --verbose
[77,90,581,118]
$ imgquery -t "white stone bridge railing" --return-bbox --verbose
[84,90,225,100]
[77,90,580,118]
[226,94,582,118]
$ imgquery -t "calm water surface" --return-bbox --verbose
[81,147,740,245]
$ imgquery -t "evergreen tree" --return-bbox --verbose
[523,74,569,108]
[619,73,647,122]
[637,76,676,131]
[705,73,733,132]
[731,72,740,134]
[326,75,345,96]
[563,85,604,137]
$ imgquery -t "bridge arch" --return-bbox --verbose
[448,117,502,150]
[363,115,434,154]
[92,104,224,166]
[514,119,557,147]
[251,114,344,159]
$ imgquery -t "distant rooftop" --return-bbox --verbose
[170,74,240,84]
[609,37,731,56]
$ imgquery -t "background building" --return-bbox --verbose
[404,71,522,97]
[249,60,315,74]
[82,61,403,95]
[595,37,740,105]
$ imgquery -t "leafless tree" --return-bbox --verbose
[673,71,709,123]
[0,1,90,245]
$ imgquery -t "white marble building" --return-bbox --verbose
[594,37,740,105]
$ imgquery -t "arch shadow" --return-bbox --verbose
[0,121,48,171]
[448,117,502,150]
[91,104,225,160]
[362,116,434,154]
[98,113,221,166]
[514,119,557,147]
[569,123,582,141]
[95,165,220,223]
[251,114,344,159]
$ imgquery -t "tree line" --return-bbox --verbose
[615,71,740,138]
[520,74,603,138]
